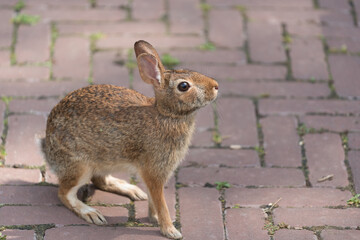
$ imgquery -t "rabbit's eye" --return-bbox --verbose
[177,82,190,92]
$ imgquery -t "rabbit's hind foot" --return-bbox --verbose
[92,175,148,201]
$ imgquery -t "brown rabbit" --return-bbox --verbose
[41,40,218,239]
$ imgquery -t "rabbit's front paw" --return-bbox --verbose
[80,206,107,225]
[161,225,182,239]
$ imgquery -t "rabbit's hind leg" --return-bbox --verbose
[58,166,107,225]
[91,175,148,201]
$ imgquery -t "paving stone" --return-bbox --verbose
[0,66,49,81]
[53,37,89,80]
[0,81,88,97]
[6,115,47,166]
[44,226,165,240]
[287,21,323,38]
[301,116,360,132]
[0,10,12,49]
[9,98,59,114]
[94,0,128,8]
[182,148,260,168]
[25,8,126,22]
[274,208,360,227]
[94,206,128,224]
[2,229,36,240]
[191,105,214,147]
[259,99,360,115]
[209,9,243,48]
[217,98,258,146]
[161,49,246,65]
[178,167,305,187]
[226,208,269,240]
[348,151,360,193]
[225,187,352,208]
[322,26,360,39]
[0,168,42,185]
[181,64,287,81]
[0,50,10,66]
[133,0,164,20]
[321,229,360,240]
[0,186,59,205]
[98,35,204,50]
[329,55,360,97]
[327,38,360,53]
[348,134,360,150]
[274,229,316,240]
[247,9,322,26]
[93,51,129,86]
[58,21,166,36]
[220,81,330,98]
[305,133,348,187]
[0,206,89,225]
[318,0,350,10]
[248,21,286,63]
[25,0,89,7]
[208,0,314,8]
[169,0,203,35]
[179,187,224,240]
[261,116,302,167]
[16,23,50,63]
[290,38,328,80]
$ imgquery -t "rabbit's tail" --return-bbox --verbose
[35,133,49,164]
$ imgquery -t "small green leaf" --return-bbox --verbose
[215,181,231,190]
[12,14,40,25]
[161,53,180,69]
[198,42,216,51]
[14,0,26,12]
[200,3,212,13]
[347,194,360,207]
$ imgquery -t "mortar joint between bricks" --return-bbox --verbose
[218,188,229,240]
[349,0,359,27]
[312,0,320,9]
[88,32,105,85]
[173,168,182,232]
[321,36,340,99]
[252,98,266,167]
[88,0,96,8]
[261,199,285,237]
[236,5,252,64]
[281,23,294,81]
[49,22,58,81]
[211,101,222,147]
[125,48,136,90]
[295,116,312,187]
[200,0,211,43]
[340,132,357,195]
[161,0,171,35]
[0,97,12,165]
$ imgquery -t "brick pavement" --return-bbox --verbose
[0,0,360,240]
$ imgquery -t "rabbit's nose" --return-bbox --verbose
[214,83,219,90]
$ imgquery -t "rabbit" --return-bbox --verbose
[41,40,218,239]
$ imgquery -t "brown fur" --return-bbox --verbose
[42,40,218,239]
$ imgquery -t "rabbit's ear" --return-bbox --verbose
[137,53,164,88]
[134,40,165,70]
